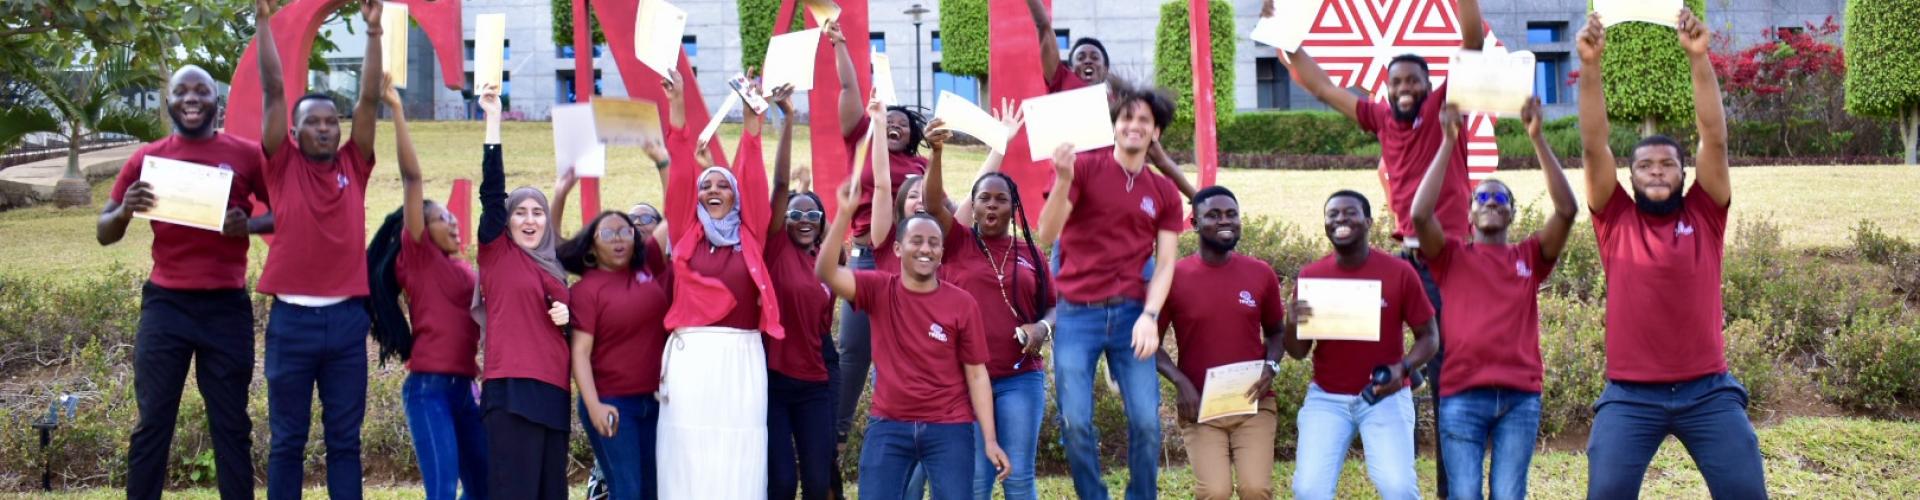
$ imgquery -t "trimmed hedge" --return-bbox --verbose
[549,0,606,48]
[1588,0,1706,130]
[1154,0,1236,137]
[936,0,989,78]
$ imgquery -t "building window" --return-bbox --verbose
[1256,57,1290,109]
[870,32,887,54]
[1535,54,1566,104]
[682,35,698,57]
[930,31,942,53]
[1056,29,1071,50]
[932,62,978,106]
[1526,22,1565,44]
[556,69,604,103]
[556,44,606,59]
[463,40,510,60]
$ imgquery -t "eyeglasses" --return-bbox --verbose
[1474,191,1512,206]
[786,210,824,222]
[632,214,661,225]
[597,226,636,240]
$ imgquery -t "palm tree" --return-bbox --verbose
[0,43,165,207]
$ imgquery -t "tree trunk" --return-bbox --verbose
[52,138,91,208]
[1640,116,1658,138]
[1904,107,1918,166]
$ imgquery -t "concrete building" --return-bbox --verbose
[317,0,1847,121]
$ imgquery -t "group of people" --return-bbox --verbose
[100,0,1771,499]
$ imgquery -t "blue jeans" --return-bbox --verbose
[858,418,977,500]
[1438,388,1539,500]
[266,299,370,500]
[769,372,835,500]
[973,371,1046,500]
[404,373,488,500]
[1053,300,1161,500]
[1292,384,1418,500]
[1587,373,1767,499]
[578,395,660,500]
[834,245,878,442]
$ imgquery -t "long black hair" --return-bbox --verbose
[365,200,445,364]
[970,172,1052,322]
[558,211,649,275]
[886,105,929,157]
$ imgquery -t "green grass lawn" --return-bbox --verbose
[15,417,1917,499]
[2,120,1917,280]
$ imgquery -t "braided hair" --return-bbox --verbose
[970,172,1052,323]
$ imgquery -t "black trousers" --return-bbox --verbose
[484,407,568,500]
[126,282,256,500]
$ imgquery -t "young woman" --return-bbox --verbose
[471,83,573,500]
[755,86,839,500]
[654,75,787,498]
[364,80,487,500]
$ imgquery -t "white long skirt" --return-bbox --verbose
[656,326,768,500]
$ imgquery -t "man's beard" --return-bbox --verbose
[169,105,217,137]
[1201,235,1240,254]
[1391,95,1424,123]
[1634,186,1685,216]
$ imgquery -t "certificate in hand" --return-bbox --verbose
[552,103,600,176]
[1592,0,1683,28]
[591,97,665,146]
[1198,360,1266,423]
[633,0,689,76]
[1446,48,1536,116]
[1248,2,1316,53]
[802,0,840,22]
[762,29,823,94]
[700,93,742,144]
[872,50,899,106]
[1021,83,1114,162]
[382,2,409,88]
[136,156,234,232]
[1296,278,1382,342]
[473,14,507,92]
[933,91,1010,154]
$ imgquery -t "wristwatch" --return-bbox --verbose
[1265,360,1282,373]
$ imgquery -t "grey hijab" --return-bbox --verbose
[471,186,569,325]
[695,166,743,248]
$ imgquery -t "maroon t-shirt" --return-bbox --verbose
[109,133,269,290]
[478,237,572,389]
[942,223,1053,378]
[258,134,375,296]
[1047,62,1091,93]
[1048,148,1184,303]
[1593,184,1729,383]
[572,266,673,397]
[843,114,930,239]
[1161,254,1285,396]
[396,231,481,377]
[1298,249,1435,395]
[854,271,989,423]
[1429,236,1555,395]
[1354,82,1470,239]
[684,243,762,330]
[764,235,834,382]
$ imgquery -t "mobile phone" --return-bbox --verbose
[729,74,770,114]
[606,413,617,429]
[1014,327,1029,345]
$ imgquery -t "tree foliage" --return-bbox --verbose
[737,0,807,75]
[551,0,607,49]
[1153,0,1236,135]
[1588,0,1704,130]
[937,0,989,78]
[1842,0,1920,164]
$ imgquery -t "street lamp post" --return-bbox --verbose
[905,3,930,109]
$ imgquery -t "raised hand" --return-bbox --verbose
[836,180,860,217]
[477,82,502,116]
[866,96,885,117]
[1261,0,1274,18]
[380,74,402,108]
[1439,104,1461,142]
[1576,12,1606,64]
[642,139,670,164]
[256,0,278,18]
[661,74,682,101]
[1676,8,1710,57]
[555,168,578,197]
[1050,142,1076,180]
[995,98,1026,132]
[769,83,796,114]
[1522,96,1544,138]
[824,18,846,46]
[120,181,156,218]
[925,118,953,151]
[360,0,383,28]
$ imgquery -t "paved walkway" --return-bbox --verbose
[0,144,142,209]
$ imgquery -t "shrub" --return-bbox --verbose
[935,0,988,78]
[1724,318,1785,413]
[1821,307,1920,414]
[1536,296,1607,439]
[1842,0,1920,164]
[1154,0,1236,138]
[1217,110,1373,155]
[1851,219,1915,265]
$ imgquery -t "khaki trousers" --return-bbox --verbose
[1182,396,1279,499]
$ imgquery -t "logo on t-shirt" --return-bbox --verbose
[928,323,949,343]
[216,163,233,172]
[1515,261,1533,279]
[1237,290,1256,308]
[1676,221,1695,237]
[336,173,350,190]
[634,270,653,283]
[1140,196,1156,218]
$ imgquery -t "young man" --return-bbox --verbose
[1154,186,1287,500]
[1575,11,1767,498]
[1033,84,1184,500]
[1024,0,1108,93]
[1411,99,1576,500]
[816,181,1011,500]
[253,0,386,498]
[98,63,274,500]
[1285,191,1439,500]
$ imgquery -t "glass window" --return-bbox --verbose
[870,33,887,54]
[682,35,697,57]
[931,62,978,106]
[1256,57,1290,109]
[1534,57,1562,104]
[1056,29,1071,50]
[1526,22,1564,44]
[930,31,942,53]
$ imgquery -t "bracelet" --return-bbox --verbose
[1038,319,1054,341]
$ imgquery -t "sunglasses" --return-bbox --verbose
[632,214,661,225]
[786,210,825,222]
[597,226,636,240]
[1474,191,1512,206]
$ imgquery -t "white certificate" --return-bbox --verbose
[803,0,840,22]
[700,92,742,145]
[1020,83,1114,161]
[1248,2,1316,53]
[1295,278,1382,342]
[872,50,899,106]
[591,97,664,146]
[1593,0,1683,28]
[473,14,506,92]
[632,0,688,76]
[135,156,234,232]
[552,103,601,176]
[933,91,1009,154]
[382,2,409,88]
[762,29,822,93]
[1199,361,1265,423]
[1446,49,1535,116]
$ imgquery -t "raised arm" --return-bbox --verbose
[864,100,899,245]
[255,0,288,156]
[826,20,864,138]
[1409,104,1459,260]
[816,181,861,299]
[550,170,578,239]
[922,119,955,231]
[1575,13,1618,212]
[660,76,699,234]
[1026,0,1062,82]
[1677,9,1729,207]
[767,84,798,235]
[350,0,383,162]
[1032,143,1076,248]
[1524,97,1578,261]
[1458,0,1485,51]
[476,86,509,245]
[383,78,427,241]
[1282,48,1361,122]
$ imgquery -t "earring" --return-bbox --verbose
[585,253,598,267]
